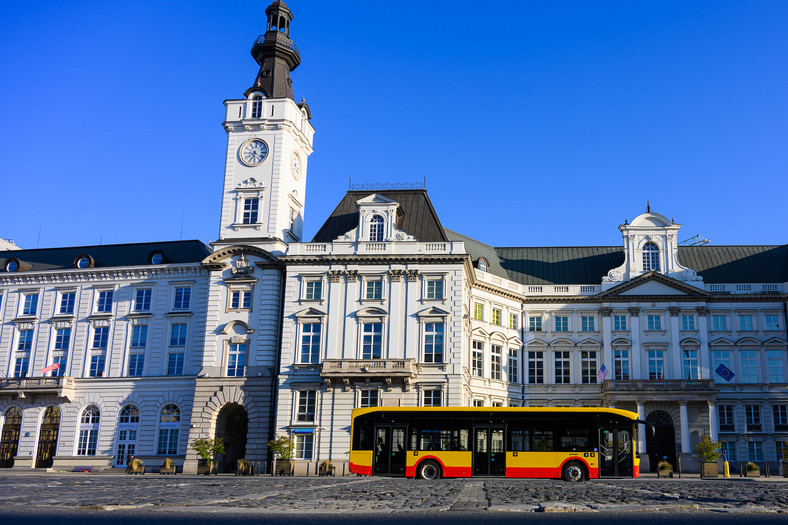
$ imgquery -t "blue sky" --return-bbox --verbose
[2,1,786,250]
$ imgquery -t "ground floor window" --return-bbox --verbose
[295,434,313,460]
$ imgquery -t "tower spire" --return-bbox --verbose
[246,1,301,100]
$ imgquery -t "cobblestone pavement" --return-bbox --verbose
[0,474,786,514]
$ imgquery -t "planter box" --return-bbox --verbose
[125,463,145,475]
[658,469,673,478]
[159,465,176,475]
[701,462,718,478]
[746,469,760,478]
[274,460,293,476]
[197,460,216,475]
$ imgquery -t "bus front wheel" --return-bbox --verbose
[417,460,442,480]
[561,462,586,482]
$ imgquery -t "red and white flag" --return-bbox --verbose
[41,362,60,374]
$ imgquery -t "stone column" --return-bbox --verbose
[708,401,718,442]
[680,402,690,453]
[600,307,613,377]
[629,307,642,379]
[637,401,646,453]
[696,306,710,379]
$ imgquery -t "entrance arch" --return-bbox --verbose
[0,407,22,468]
[215,403,248,473]
[646,410,676,472]
[36,406,61,468]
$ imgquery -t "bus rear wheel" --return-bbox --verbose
[417,460,442,480]
[561,462,586,482]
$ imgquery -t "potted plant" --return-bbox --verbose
[192,437,225,475]
[125,457,144,475]
[746,462,760,477]
[319,459,334,476]
[657,460,673,478]
[236,458,252,476]
[268,435,294,476]
[694,435,722,478]
[160,457,176,475]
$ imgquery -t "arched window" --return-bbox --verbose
[251,95,263,119]
[77,406,100,456]
[369,215,384,242]
[157,404,180,456]
[642,242,660,272]
[478,258,488,272]
[115,405,139,467]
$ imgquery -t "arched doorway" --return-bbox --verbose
[646,410,676,472]
[36,406,61,468]
[215,403,247,473]
[0,407,22,468]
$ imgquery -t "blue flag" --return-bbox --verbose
[715,363,735,382]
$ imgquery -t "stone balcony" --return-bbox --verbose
[0,376,76,401]
[602,379,717,403]
[320,359,416,391]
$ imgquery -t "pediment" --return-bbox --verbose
[356,307,388,318]
[598,271,710,298]
[525,338,549,347]
[764,337,787,345]
[220,320,254,335]
[417,307,450,318]
[489,331,507,342]
[295,307,326,318]
[736,337,761,346]
[471,327,490,338]
[203,245,280,267]
[356,193,397,205]
[709,337,734,346]
[550,338,575,347]
[577,338,602,346]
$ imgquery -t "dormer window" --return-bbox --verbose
[478,258,488,272]
[369,215,384,242]
[642,243,660,272]
[251,95,263,118]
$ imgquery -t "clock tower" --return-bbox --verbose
[215,0,315,255]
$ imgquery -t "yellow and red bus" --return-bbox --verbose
[349,407,644,481]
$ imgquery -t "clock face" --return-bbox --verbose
[291,152,301,179]
[240,139,268,166]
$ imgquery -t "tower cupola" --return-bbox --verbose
[246,1,301,100]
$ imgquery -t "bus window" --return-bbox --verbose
[509,428,530,451]
[532,423,554,451]
[453,429,469,451]
[559,428,590,451]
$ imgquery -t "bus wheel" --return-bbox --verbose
[417,460,442,480]
[561,462,586,482]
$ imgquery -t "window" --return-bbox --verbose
[492,309,502,326]
[681,314,695,331]
[613,315,627,331]
[51,354,68,377]
[773,405,788,431]
[719,405,735,432]
[365,279,383,300]
[423,388,441,407]
[473,399,484,407]
[642,242,659,272]
[229,289,252,310]
[554,316,568,332]
[765,315,779,330]
[134,289,151,312]
[304,280,322,301]
[740,350,758,383]
[554,350,570,384]
[22,293,38,316]
[509,313,518,330]
[251,94,263,118]
[508,349,519,383]
[472,341,483,377]
[170,324,187,347]
[157,404,180,456]
[746,405,761,432]
[168,323,186,375]
[360,390,378,408]
[712,350,732,383]
[59,292,76,315]
[646,315,662,331]
[295,434,313,460]
[720,441,736,462]
[96,290,113,313]
[54,327,70,349]
[227,343,247,377]
[581,350,597,384]
[491,345,502,380]
[613,347,630,380]
[738,314,754,331]
[300,323,321,364]
[297,390,316,422]
[369,215,384,241]
[76,406,100,456]
[748,441,763,462]
[167,352,184,376]
[426,279,443,300]
[682,347,699,379]
[173,287,191,310]
[767,350,785,383]
[130,325,147,349]
[424,322,444,363]
[119,404,140,424]
[580,316,595,332]
[473,303,483,321]
[361,323,382,359]
[89,355,105,377]
[128,354,144,376]
[478,259,488,272]
[528,316,542,332]
[647,350,665,380]
[712,315,727,331]
[528,350,544,384]
[14,329,32,378]
[242,197,259,224]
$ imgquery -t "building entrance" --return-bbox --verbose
[215,403,247,473]
[0,407,22,468]
[35,406,60,469]
[645,410,676,472]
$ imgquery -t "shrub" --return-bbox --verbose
[746,462,760,472]
[694,435,722,463]
[268,435,294,460]
[192,438,225,463]
[657,460,673,472]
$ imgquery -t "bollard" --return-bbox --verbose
[723,460,730,478]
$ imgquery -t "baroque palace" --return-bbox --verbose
[1,2,786,474]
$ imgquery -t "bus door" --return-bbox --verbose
[374,425,407,476]
[473,426,506,476]
[599,427,633,477]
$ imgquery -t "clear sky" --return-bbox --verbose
[2,1,786,250]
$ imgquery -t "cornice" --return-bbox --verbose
[280,254,467,265]
[0,265,207,287]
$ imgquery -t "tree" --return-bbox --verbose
[192,437,225,463]
[267,435,294,460]
[694,435,722,463]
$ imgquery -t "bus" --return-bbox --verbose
[349,407,644,481]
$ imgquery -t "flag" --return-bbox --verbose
[597,364,608,382]
[41,362,60,374]
[715,363,735,382]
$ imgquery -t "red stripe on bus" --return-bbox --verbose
[350,462,372,476]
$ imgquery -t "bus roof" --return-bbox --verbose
[351,406,639,420]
